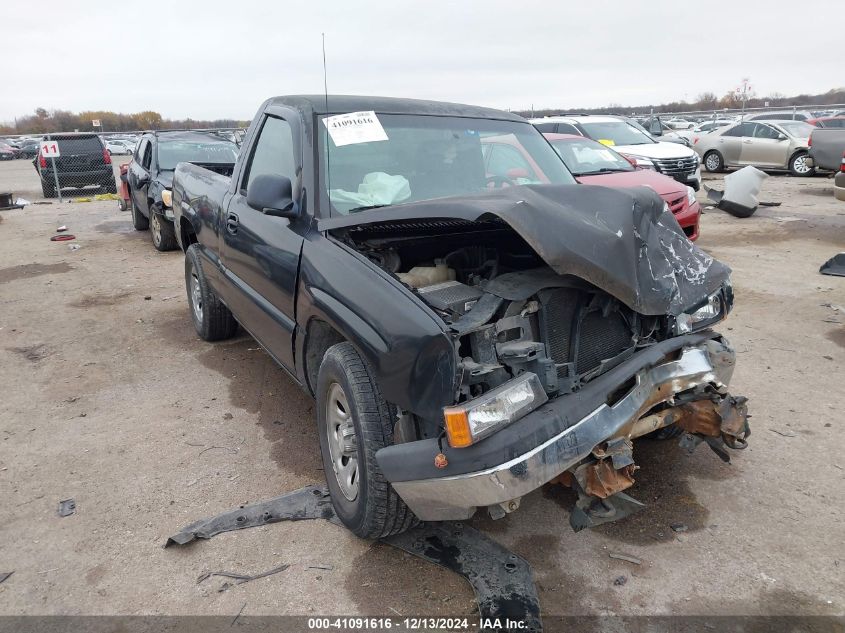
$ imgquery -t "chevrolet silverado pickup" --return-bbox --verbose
[172,96,750,539]
[808,128,845,201]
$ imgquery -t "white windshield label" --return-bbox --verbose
[323,111,388,147]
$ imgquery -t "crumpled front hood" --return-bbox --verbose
[321,184,730,316]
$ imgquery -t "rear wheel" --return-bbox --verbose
[788,151,814,177]
[150,211,178,251]
[130,198,149,230]
[703,151,725,173]
[41,180,56,199]
[317,342,417,539]
[184,243,238,341]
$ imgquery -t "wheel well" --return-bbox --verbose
[304,319,345,396]
[179,217,197,250]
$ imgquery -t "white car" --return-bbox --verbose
[531,114,701,190]
[674,120,736,142]
[104,139,132,155]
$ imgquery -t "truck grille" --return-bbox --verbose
[654,156,698,178]
[539,289,634,378]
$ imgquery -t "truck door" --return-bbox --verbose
[218,114,303,371]
[128,139,152,216]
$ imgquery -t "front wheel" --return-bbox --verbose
[184,243,238,341]
[703,151,725,173]
[317,342,417,539]
[789,151,814,177]
[150,211,178,251]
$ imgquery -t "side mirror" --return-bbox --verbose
[247,173,298,218]
[624,155,638,168]
[777,134,787,141]
[506,167,529,179]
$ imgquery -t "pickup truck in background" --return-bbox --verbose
[172,95,750,540]
[808,128,845,201]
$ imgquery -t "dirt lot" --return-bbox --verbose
[1,159,843,620]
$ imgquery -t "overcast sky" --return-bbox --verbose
[2,0,842,122]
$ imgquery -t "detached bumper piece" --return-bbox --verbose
[165,485,542,632]
[675,395,750,462]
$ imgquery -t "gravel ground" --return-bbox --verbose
[0,160,843,620]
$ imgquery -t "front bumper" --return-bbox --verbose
[388,339,735,521]
[674,200,701,241]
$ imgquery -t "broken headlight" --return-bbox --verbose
[443,373,548,448]
[161,189,172,208]
[674,285,729,334]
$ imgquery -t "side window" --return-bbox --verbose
[141,142,153,170]
[135,139,147,161]
[556,123,580,135]
[242,116,296,192]
[722,124,745,137]
[826,119,845,128]
[753,124,780,140]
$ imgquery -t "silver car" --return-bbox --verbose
[693,120,815,176]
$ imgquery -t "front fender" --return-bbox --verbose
[296,232,457,424]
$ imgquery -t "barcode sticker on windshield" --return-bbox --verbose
[323,111,389,147]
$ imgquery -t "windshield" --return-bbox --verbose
[320,113,575,215]
[579,121,655,147]
[157,140,239,170]
[776,121,814,138]
[549,137,634,176]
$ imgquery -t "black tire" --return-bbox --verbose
[130,197,149,230]
[788,151,815,177]
[118,199,127,212]
[150,211,178,252]
[317,342,417,539]
[703,151,725,173]
[41,180,56,199]
[184,243,238,341]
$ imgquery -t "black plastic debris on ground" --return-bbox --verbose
[820,253,845,277]
[164,485,338,546]
[165,485,543,632]
[57,499,76,517]
[0,572,12,585]
[385,522,541,632]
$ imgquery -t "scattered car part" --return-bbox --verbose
[165,485,543,632]
[50,234,75,241]
[196,563,290,589]
[164,485,338,546]
[57,498,76,517]
[820,253,845,277]
[705,166,768,217]
[0,572,13,585]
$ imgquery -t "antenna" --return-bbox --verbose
[322,33,331,199]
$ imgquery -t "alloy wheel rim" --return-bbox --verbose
[190,272,203,323]
[793,155,810,174]
[706,154,720,170]
[325,382,359,501]
[151,213,161,245]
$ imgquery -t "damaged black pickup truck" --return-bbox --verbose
[172,96,750,539]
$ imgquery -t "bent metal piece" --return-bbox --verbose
[164,485,544,632]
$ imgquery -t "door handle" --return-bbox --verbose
[226,212,239,234]
[743,139,753,144]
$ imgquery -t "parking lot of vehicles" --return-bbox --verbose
[127,130,239,251]
[694,120,815,176]
[531,114,702,190]
[543,132,701,239]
